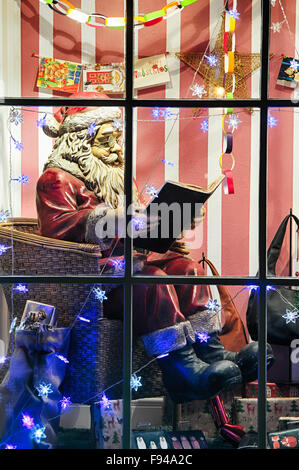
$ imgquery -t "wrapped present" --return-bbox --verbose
[91,397,165,449]
[268,429,299,449]
[245,382,279,398]
[234,398,299,433]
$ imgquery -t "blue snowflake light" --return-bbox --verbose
[36,382,53,399]
[88,122,97,137]
[266,285,274,291]
[36,115,47,128]
[12,174,30,184]
[22,413,35,430]
[5,444,17,449]
[78,316,91,323]
[55,354,69,364]
[0,210,10,223]
[130,373,142,392]
[14,283,28,293]
[282,309,299,324]
[0,245,11,255]
[268,115,278,128]
[9,317,17,334]
[31,425,46,444]
[290,59,299,71]
[227,9,240,20]
[13,139,24,151]
[205,298,220,313]
[161,159,175,167]
[145,184,159,199]
[9,107,23,126]
[200,119,209,133]
[60,396,72,413]
[248,285,259,293]
[151,108,176,120]
[196,332,210,343]
[112,118,123,131]
[190,83,207,98]
[205,55,218,67]
[0,356,7,365]
[111,258,125,273]
[132,217,146,232]
[100,393,112,410]
[93,287,108,303]
[226,114,242,131]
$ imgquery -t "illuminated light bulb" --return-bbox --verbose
[67,8,91,24]
[105,17,126,29]
[216,87,226,98]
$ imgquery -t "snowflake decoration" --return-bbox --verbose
[9,107,23,126]
[56,354,69,364]
[226,114,242,131]
[268,115,278,128]
[100,393,112,410]
[14,283,28,293]
[9,317,18,334]
[36,382,53,399]
[0,210,10,223]
[205,298,220,313]
[152,108,161,120]
[145,184,159,199]
[130,373,142,392]
[31,425,46,444]
[5,444,17,449]
[190,83,207,99]
[282,309,299,324]
[78,316,90,323]
[12,174,30,184]
[22,413,35,430]
[0,244,11,255]
[36,115,47,128]
[200,119,209,133]
[132,216,146,232]
[111,258,125,273]
[227,9,240,20]
[205,55,218,67]
[0,356,7,365]
[290,59,299,71]
[196,332,210,343]
[161,159,175,167]
[60,396,72,413]
[12,139,24,151]
[270,21,285,33]
[151,107,176,120]
[93,287,108,303]
[88,122,97,137]
[112,118,123,131]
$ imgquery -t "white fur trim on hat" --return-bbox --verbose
[43,106,122,138]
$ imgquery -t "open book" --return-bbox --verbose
[133,174,225,253]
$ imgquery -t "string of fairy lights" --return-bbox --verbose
[0,0,298,449]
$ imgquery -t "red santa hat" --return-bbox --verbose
[43,92,122,138]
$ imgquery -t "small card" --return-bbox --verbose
[83,63,125,93]
[37,57,83,93]
[134,54,170,90]
[19,300,56,329]
[277,56,299,89]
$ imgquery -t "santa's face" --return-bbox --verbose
[91,122,123,166]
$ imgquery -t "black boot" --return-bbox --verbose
[157,344,242,403]
[193,333,274,383]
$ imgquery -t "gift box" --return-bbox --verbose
[91,397,165,449]
[245,382,279,398]
[268,429,299,449]
[234,398,299,433]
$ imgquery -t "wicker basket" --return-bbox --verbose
[0,218,165,402]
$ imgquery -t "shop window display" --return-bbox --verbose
[1,0,299,454]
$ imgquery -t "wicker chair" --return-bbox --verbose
[0,218,165,403]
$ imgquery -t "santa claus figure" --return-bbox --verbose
[36,93,273,403]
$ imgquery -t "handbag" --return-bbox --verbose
[198,257,248,352]
[246,213,299,345]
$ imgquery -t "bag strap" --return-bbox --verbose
[267,214,299,275]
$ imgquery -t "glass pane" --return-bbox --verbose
[267,107,299,278]
[0,1,125,99]
[131,283,257,449]
[0,282,124,449]
[0,105,125,276]
[134,0,261,100]
[133,107,260,276]
[269,0,299,100]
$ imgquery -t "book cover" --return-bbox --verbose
[277,56,299,89]
[37,57,83,93]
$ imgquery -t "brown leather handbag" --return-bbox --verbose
[198,257,248,352]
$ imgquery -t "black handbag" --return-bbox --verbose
[246,214,299,345]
